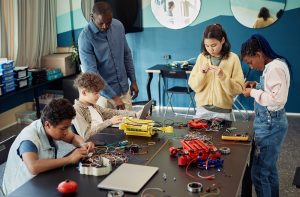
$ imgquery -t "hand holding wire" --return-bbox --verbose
[201,63,210,73]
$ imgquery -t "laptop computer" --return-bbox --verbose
[97,163,158,193]
[111,100,152,128]
[136,99,153,119]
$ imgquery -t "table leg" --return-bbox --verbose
[147,73,153,101]
[147,73,154,114]
[34,91,41,118]
[158,73,161,107]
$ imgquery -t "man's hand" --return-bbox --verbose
[130,81,139,100]
[112,96,125,110]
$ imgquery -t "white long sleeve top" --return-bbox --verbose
[250,59,290,111]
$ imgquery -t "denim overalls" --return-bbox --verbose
[251,76,288,197]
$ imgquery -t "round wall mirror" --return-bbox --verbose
[151,0,201,29]
[81,0,94,22]
[231,0,286,28]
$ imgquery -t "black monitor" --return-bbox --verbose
[94,0,143,34]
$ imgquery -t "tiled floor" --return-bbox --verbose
[0,107,299,196]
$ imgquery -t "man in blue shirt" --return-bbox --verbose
[78,2,139,110]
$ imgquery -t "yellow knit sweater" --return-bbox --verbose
[188,52,244,109]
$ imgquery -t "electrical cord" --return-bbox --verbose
[197,171,215,180]
[200,188,221,197]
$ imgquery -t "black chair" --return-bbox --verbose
[0,135,17,196]
[63,74,79,104]
[160,69,196,117]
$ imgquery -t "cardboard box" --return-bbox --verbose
[41,53,76,76]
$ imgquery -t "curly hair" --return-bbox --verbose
[73,72,105,93]
[41,98,76,126]
[201,23,231,59]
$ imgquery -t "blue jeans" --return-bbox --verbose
[252,103,288,197]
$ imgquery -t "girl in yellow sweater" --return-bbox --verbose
[188,24,244,120]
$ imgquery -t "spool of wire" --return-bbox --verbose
[187,182,203,193]
[219,147,231,155]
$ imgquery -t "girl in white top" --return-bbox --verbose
[241,34,291,197]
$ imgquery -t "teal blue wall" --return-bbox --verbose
[57,0,300,113]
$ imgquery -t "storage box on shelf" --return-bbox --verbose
[0,72,14,82]
[42,53,76,76]
[0,60,14,70]
[46,68,63,81]
[1,79,15,94]
[28,69,47,85]
[14,66,28,79]
[0,60,15,95]
[14,66,29,89]
[15,77,29,89]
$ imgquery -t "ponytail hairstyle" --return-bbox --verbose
[201,23,231,59]
[240,34,292,76]
[258,7,271,21]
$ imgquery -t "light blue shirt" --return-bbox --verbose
[78,19,136,99]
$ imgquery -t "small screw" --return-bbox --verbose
[173,177,176,181]
[163,173,167,181]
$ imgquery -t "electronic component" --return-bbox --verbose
[107,190,124,197]
[79,155,112,176]
[119,117,173,137]
[188,119,209,129]
[162,173,167,181]
[187,182,203,193]
[169,139,223,169]
[221,132,250,141]
[219,147,231,155]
